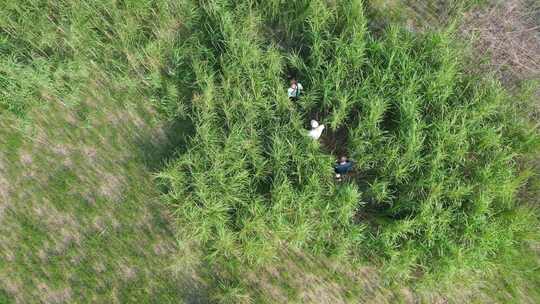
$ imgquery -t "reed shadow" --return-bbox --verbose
[136,117,195,172]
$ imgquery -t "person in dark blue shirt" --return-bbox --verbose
[334,156,354,181]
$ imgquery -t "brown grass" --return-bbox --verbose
[19,150,33,165]
[241,248,411,304]
[461,0,540,86]
[37,283,72,304]
[97,171,126,202]
[0,157,10,221]
[119,263,138,281]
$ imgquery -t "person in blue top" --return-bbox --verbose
[287,78,303,101]
[334,156,354,181]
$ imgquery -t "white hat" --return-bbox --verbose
[310,120,319,129]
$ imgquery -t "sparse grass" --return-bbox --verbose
[0,1,203,302]
[460,0,540,86]
[0,95,201,303]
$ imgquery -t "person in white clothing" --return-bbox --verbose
[308,120,325,140]
[287,78,303,101]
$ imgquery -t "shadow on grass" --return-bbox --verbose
[132,118,214,303]
[136,117,195,172]
[0,287,14,303]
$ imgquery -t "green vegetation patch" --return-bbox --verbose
[157,0,539,287]
[1,0,538,302]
